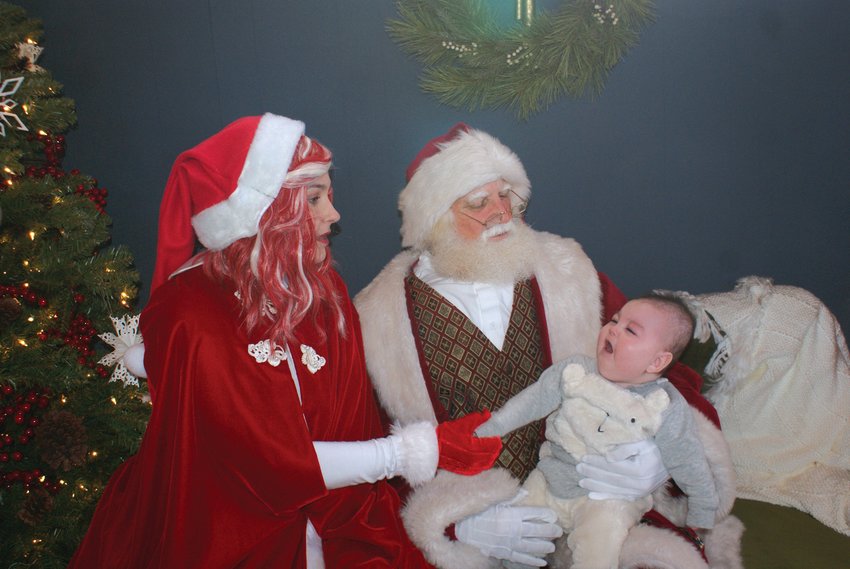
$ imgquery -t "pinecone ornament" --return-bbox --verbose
[36,409,87,471]
[0,296,22,330]
[17,485,54,526]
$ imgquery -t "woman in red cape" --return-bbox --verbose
[69,114,500,568]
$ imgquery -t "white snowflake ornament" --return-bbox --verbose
[99,314,144,387]
[16,41,45,73]
[0,73,28,137]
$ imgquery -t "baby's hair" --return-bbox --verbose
[635,292,695,363]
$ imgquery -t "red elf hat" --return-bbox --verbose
[150,113,305,293]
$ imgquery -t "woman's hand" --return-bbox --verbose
[576,439,669,500]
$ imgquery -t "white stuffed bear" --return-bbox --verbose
[480,361,672,569]
[532,364,669,569]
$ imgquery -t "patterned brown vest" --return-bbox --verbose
[405,275,549,481]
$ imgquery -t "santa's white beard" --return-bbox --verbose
[426,218,536,284]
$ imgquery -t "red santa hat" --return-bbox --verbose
[398,123,531,250]
[151,113,305,293]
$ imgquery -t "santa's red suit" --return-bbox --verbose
[356,236,744,569]
[69,265,433,568]
[355,120,743,569]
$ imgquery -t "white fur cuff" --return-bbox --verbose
[391,421,439,487]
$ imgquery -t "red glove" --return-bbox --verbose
[436,410,502,475]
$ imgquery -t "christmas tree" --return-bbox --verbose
[0,3,149,567]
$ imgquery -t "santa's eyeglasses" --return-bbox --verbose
[456,189,528,227]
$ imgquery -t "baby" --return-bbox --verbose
[476,293,718,569]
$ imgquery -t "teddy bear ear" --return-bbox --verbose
[560,363,586,388]
[646,388,671,415]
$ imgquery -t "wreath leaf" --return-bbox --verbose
[388,0,655,119]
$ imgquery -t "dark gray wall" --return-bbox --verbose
[14,0,850,333]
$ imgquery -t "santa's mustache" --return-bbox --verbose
[481,220,515,241]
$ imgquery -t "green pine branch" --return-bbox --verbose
[388,0,655,119]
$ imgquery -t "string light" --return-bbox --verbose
[110,396,117,405]
[516,0,534,23]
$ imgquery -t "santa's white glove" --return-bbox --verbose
[576,438,669,500]
[455,490,563,567]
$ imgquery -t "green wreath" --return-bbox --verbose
[388,0,655,119]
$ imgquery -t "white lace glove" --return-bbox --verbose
[576,438,670,500]
[454,490,563,567]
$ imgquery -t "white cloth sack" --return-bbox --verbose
[697,276,850,535]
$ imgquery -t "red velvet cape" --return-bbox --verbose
[70,266,430,568]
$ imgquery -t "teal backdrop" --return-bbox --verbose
[12,0,850,333]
